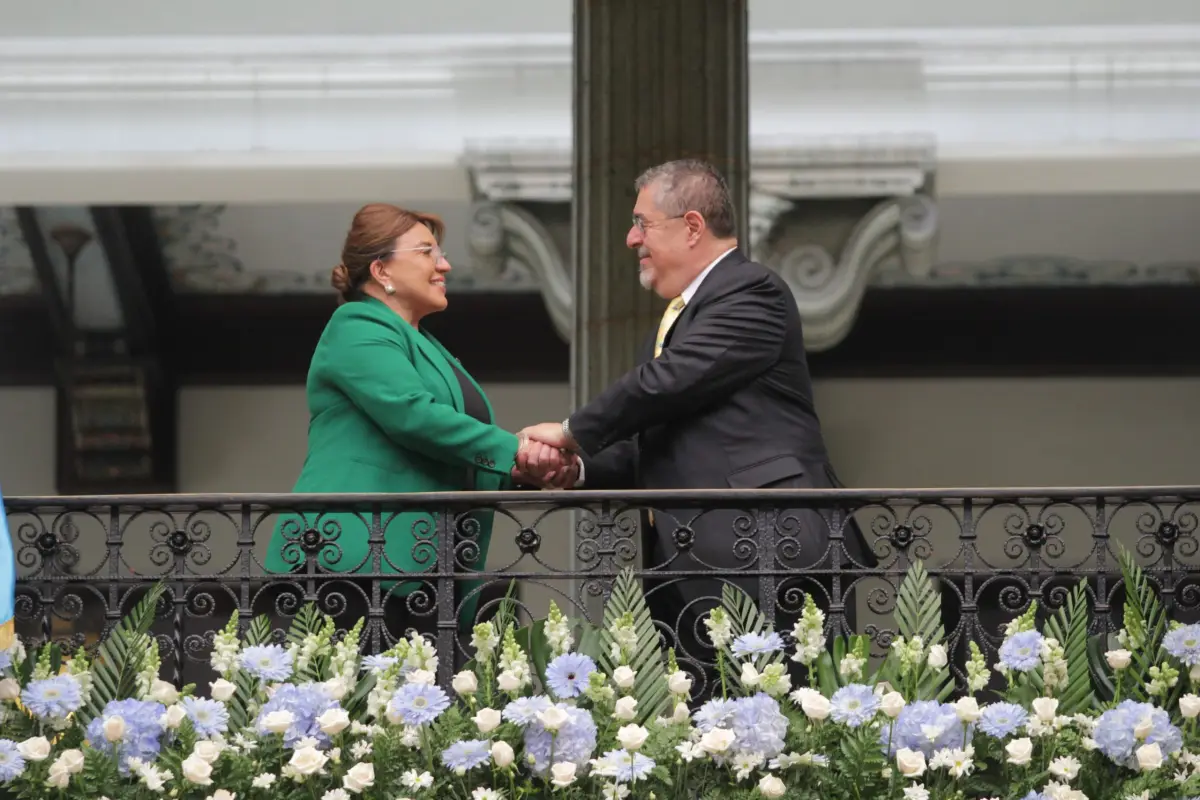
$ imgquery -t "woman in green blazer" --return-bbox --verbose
[264,203,573,633]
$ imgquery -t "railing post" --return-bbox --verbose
[757,503,777,631]
[436,504,456,689]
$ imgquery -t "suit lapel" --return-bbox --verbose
[412,329,464,412]
[661,249,745,351]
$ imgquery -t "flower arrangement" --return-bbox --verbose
[2,551,1200,799]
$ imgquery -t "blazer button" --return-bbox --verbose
[475,456,483,464]
[488,459,495,468]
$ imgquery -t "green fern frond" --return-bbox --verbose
[82,583,166,724]
[227,614,272,730]
[597,570,669,723]
[1043,580,1096,714]
[895,561,943,644]
[1118,548,1168,701]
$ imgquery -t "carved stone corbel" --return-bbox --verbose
[754,135,939,351]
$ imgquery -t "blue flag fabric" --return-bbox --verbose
[0,484,12,650]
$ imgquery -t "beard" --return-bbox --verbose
[637,248,654,290]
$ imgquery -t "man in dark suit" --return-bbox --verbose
[520,159,874,675]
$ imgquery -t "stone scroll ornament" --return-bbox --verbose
[0,482,12,650]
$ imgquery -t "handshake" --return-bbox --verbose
[512,421,581,490]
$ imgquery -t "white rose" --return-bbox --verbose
[758,774,787,798]
[162,704,187,730]
[262,710,295,734]
[148,678,179,705]
[496,671,522,692]
[740,663,761,688]
[46,764,70,789]
[209,678,236,702]
[102,715,126,742]
[181,754,214,785]
[1105,649,1132,670]
[491,740,515,768]
[1136,742,1163,772]
[324,676,349,701]
[55,749,85,774]
[550,762,577,787]
[318,707,351,735]
[406,669,435,686]
[954,696,982,723]
[1134,715,1154,740]
[612,666,637,689]
[1180,694,1200,719]
[801,693,831,721]
[1005,737,1033,766]
[208,791,235,800]
[192,740,223,763]
[474,708,502,734]
[895,748,926,777]
[927,644,948,669]
[17,736,51,761]
[1031,697,1058,722]
[671,702,690,724]
[288,746,329,776]
[616,724,649,751]
[451,671,478,696]
[538,706,570,732]
[613,696,638,721]
[667,671,692,696]
[698,728,735,754]
[880,692,906,719]
[343,762,375,793]
[0,678,20,700]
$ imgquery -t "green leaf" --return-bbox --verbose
[815,635,876,695]
[1087,631,1119,700]
[893,561,954,701]
[227,614,271,730]
[81,583,166,724]
[1043,579,1096,714]
[719,581,786,692]
[1118,547,1169,701]
[513,619,553,682]
[597,569,670,723]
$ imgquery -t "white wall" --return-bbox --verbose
[7,0,1200,37]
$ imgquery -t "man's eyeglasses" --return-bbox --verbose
[632,214,684,234]
[388,244,450,264]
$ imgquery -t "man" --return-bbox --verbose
[520,159,874,668]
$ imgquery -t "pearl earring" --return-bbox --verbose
[384,284,395,295]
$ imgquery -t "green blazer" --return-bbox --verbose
[264,296,519,628]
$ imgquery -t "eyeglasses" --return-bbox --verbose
[388,244,450,264]
[632,214,684,234]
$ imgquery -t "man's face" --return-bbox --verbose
[627,184,689,298]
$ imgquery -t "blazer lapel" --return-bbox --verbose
[421,330,491,420]
[661,249,745,350]
[411,329,464,412]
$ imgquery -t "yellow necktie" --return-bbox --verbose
[654,296,686,358]
[648,296,685,529]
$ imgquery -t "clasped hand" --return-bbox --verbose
[512,422,580,490]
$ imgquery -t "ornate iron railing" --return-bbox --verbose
[8,487,1200,695]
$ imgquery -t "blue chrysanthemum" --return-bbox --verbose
[522,703,597,773]
[0,740,25,783]
[978,702,1028,739]
[255,683,340,748]
[598,749,656,783]
[730,632,785,659]
[1093,700,1183,769]
[240,644,294,682]
[1164,625,1200,667]
[0,647,14,673]
[727,694,789,758]
[997,630,1044,673]
[388,683,451,727]
[440,739,492,774]
[84,698,167,773]
[544,653,597,699]
[692,698,734,732]
[502,695,553,727]
[362,654,398,674]
[20,675,84,720]
[182,695,229,738]
[879,700,967,758]
[830,684,880,728]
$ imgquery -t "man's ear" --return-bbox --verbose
[683,209,707,243]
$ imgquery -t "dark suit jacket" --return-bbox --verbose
[569,250,874,589]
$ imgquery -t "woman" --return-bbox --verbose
[264,203,571,632]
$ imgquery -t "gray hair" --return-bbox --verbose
[634,159,737,239]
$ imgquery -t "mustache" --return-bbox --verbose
[636,248,650,260]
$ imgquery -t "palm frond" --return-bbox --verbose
[82,583,166,724]
[227,614,271,730]
[890,561,954,701]
[1043,579,1096,714]
[719,581,785,692]
[597,569,669,723]
[1118,548,1168,701]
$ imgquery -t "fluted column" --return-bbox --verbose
[570,0,750,406]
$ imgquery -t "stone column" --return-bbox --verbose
[571,0,750,406]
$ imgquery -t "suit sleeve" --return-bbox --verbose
[324,309,519,476]
[568,272,787,455]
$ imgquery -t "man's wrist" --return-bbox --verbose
[561,417,579,450]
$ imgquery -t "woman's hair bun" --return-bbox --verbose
[330,262,351,294]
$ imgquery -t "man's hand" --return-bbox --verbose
[514,436,567,482]
[511,454,581,490]
[520,421,575,450]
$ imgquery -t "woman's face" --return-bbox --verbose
[375,223,451,321]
